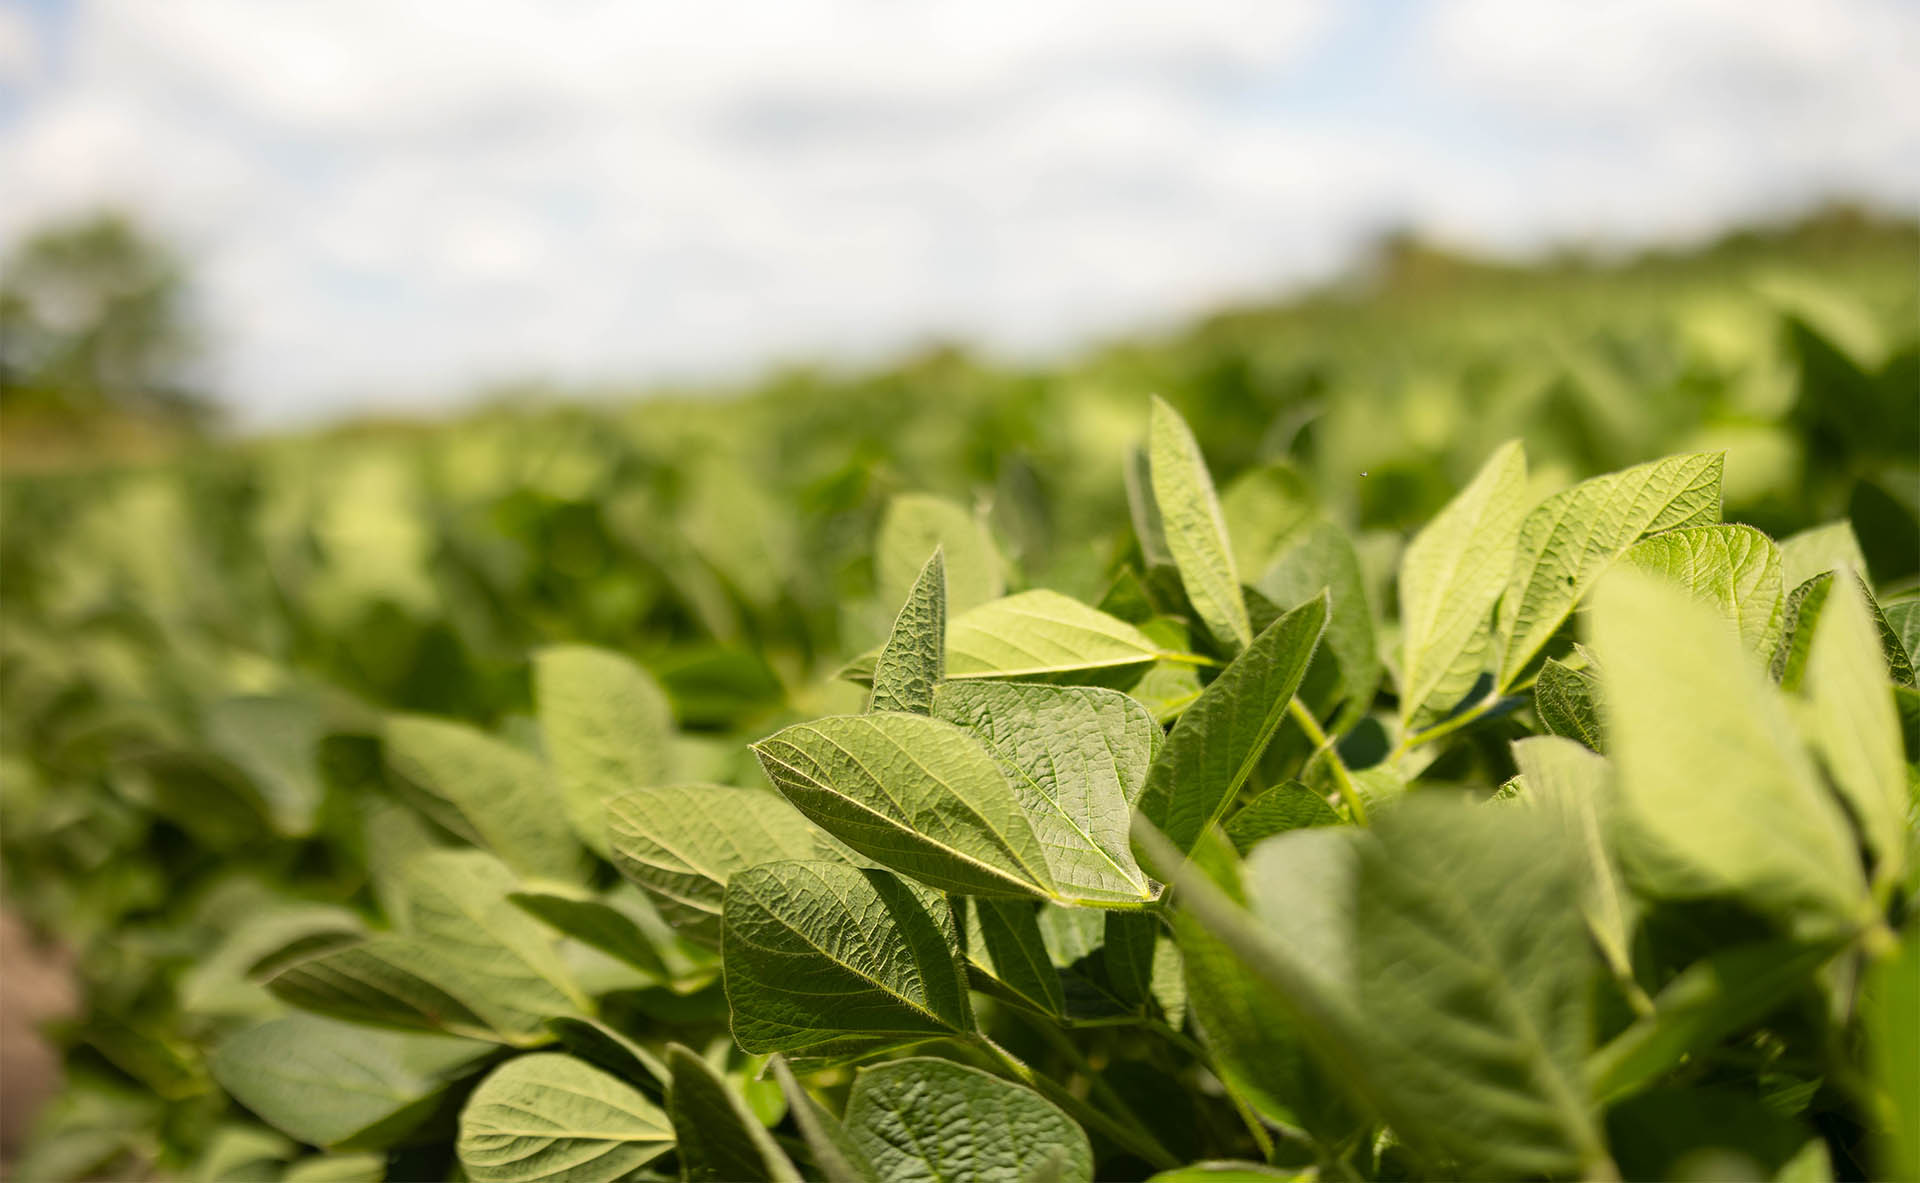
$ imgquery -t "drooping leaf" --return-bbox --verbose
[1589,569,1869,937]
[752,713,1056,899]
[1221,783,1340,854]
[606,784,827,947]
[1534,654,1606,752]
[1397,440,1528,727]
[964,899,1067,1017]
[1801,573,1908,887]
[933,680,1158,906]
[722,862,971,1054]
[946,590,1168,680]
[844,1057,1094,1183]
[384,715,585,883]
[870,549,946,715]
[1148,394,1252,650]
[1135,594,1328,857]
[1620,524,1784,659]
[667,1043,802,1183]
[458,1053,674,1183]
[770,1056,879,1183]
[1256,520,1380,724]
[535,645,674,857]
[877,493,1002,616]
[1497,451,1724,688]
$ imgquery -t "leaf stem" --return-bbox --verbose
[1393,690,1507,757]
[1288,697,1368,826]
[969,1033,1180,1170]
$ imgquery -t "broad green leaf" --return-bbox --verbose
[545,1017,669,1097]
[1257,520,1380,723]
[722,862,971,1054]
[1589,569,1869,936]
[1511,737,1634,981]
[385,715,585,883]
[1884,598,1920,668]
[1774,572,1916,690]
[1125,445,1173,568]
[1222,783,1340,854]
[535,646,674,857]
[770,1055,878,1183]
[1146,1165,1313,1182]
[1802,573,1907,886]
[210,1014,490,1149]
[965,899,1067,1017]
[267,938,500,1042]
[191,1125,294,1183]
[1621,524,1784,659]
[877,493,1002,616]
[1534,655,1605,752]
[508,887,669,978]
[870,549,945,715]
[1149,394,1252,650]
[844,1058,1093,1183]
[458,1053,674,1183]
[1136,594,1328,857]
[1220,462,1317,583]
[934,681,1158,905]
[1780,520,1868,589]
[752,713,1056,899]
[607,784,827,947]
[1397,440,1528,727]
[946,590,1168,680]
[1103,912,1158,1009]
[667,1043,802,1183]
[1866,924,1920,1183]
[1496,451,1724,688]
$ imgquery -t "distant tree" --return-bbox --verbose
[0,212,213,427]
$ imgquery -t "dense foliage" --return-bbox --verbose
[2,214,1917,1181]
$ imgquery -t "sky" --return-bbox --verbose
[1,0,1916,427]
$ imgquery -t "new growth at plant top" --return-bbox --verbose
[1,219,1916,1181]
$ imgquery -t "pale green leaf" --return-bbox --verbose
[1774,572,1916,691]
[266,938,501,1042]
[535,645,674,857]
[1136,594,1328,856]
[385,715,585,883]
[1125,445,1172,568]
[1220,462,1317,585]
[1779,520,1867,589]
[844,1058,1093,1183]
[1497,451,1723,688]
[1257,520,1380,723]
[1621,524,1784,658]
[1149,394,1251,649]
[458,1053,674,1183]
[1511,736,1635,982]
[1884,599,1920,669]
[1397,440,1528,727]
[1866,924,1920,1183]
[770,1055,878,1183]
[934,680,1158,905]
[870,549,945,715]
[877,493,1002,616]
[1534,655,1605,752]
[204,693,329,837]
[1221,783,1340,854]
[282,1154,387,1183]
[1145,1164,1313,1182]
[667,1043,802,1183]
[946,590,1168,680]
[1802,573,1907,886]
[752,713,1057,899]
[722,862,971,1054]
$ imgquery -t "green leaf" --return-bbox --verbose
[1866,924,1920,1183]
[1802,573,1908,887]
[1126,445,1173,568]
[946,590,1168,680]
[1397,440,1528,728]
[1221,783,1340,855]
[1135,594,1328,857]
[1621,524,1785,659]
[844,1057,1093,1183]
[1884,598,1920,669]
[265,938,500,1041]
[1102,912,1159,1008]
[1256,520,1380,724]
[1588,568,1869,936]
[770,1055,879,1183]
[752,713,1057,899]
[535,645,674,857]
[1780,519,1868,589]
[1148,394,1252,650]
[1534,654,1605,752]
[877,493,1002,616]
[667,1043,802,1183]
[508,886,669,978]
[722,861,972,1054]
[1220,462,1317,583]
[607,784,828,947]
[1510,737,1634,982]
[458,1053,674,1183]
[1496,451,1724,688]
[204,693,329,837]
[1146,1165,1313,1182]
[385,714,585,883]
[210,1014,489,1150]
[933,680,1158,906]
[1774,572,1916,690]
[870,549,946,715]
[282,1154,387,1183]
[964,899,1067,1017]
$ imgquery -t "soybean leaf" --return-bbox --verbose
[667,1043,802,1183]
[1256,520,1380,724]
[1221,783,1340,854]
[1775,572,1916,690]
[544,1017,669,1097]
[870,549,945,716]
[1126,445,1173,568]
[385,715,585,884]
[934,680,1158,906]
[1397,440,1529,728]
[1510,737,1635,982]
[1802,573,1908,886]
[1220,462,1318,582]
[535,646,674,857]
[458,1053,674,1183]
[1144,1165,1311,1182]
[1621,524,1784,659]
[204,693,330,837]
[210,1014,490,1150]
[1136,594,1328,857]
[1884,598,1920,668]
[722,862,971,1054]
[770,1056,878,1183]
[282,1154,387,1183]
[1866,924,1920,1183]
[1780,520,1868,589]
[752,713,1056,899]
[192,1126,294,1182]
[1589,569,1870,937]
[844,1057,1094,1183]
[877,493,1002,616]
[1103,912,1158,1008]
[946,590,1169,680]
[1534,654,1606,752]
[607,784,828,947]
[508,886,669,978]
[1148,394,1252,650]
[965,899,1067,1017]
[1497,451,1723,688]
[266,938,503,1042]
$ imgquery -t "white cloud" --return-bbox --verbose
[0,0,1913,425]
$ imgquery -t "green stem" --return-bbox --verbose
[1392,690,1506,757]
[1141,1018,1279,1163]
[970,1034,1180,1170]
[1289,698,1368,826]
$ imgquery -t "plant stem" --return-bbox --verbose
[1288,697,1368,826]
[1392,690,1506,757]
[969,1033,1181,1170]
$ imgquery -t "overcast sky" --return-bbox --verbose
[2,0,1916,426]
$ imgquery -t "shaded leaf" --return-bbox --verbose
[1534,654,1605,752]
[535,646,674,857]
[1221,783,1340,855]
[770,1056,878,1183]
[1256,520,1380,724]
[458,1053,674,1183]
[385,715,584,883]
[877,493,1002,616]
[667,1043,802,1183]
